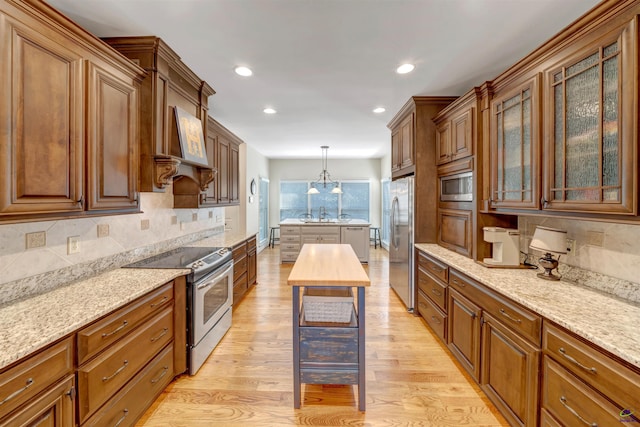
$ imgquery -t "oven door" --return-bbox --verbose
[192,261,233,346]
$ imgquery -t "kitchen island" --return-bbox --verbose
[288,244,370,411]
[279,219,370,263]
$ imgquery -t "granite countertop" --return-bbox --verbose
[0,230,257,371]
[280,219,370,226]
[415,243,640,370]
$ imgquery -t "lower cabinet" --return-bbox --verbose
[232,235,258,306]
[447,287,482,381]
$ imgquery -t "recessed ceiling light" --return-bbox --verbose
[373,107,386,114]
[263,108,276,114]
[234,66,253,77]
[396,63,415,74]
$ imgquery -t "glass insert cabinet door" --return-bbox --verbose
[543,20,636,215]
[490,76,540,209]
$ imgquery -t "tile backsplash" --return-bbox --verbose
[0,183,226,302]
[519,216,640,301]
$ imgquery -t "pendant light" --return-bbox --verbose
[307,146,342,194]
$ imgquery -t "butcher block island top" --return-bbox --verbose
[287,244,370,287]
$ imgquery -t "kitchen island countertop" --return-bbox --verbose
[416,243,640,370]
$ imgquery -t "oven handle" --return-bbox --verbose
[196,263,233,290]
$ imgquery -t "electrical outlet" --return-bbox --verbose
[67,236,80,254]
[587,230,604,247]
[566,238,576,254]
[97,224,109,238]
[192,213,198,222]
[171,215,178,225]
[141,219,150,230]
[26,231,46,249]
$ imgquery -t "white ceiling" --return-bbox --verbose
[46,0,601,160]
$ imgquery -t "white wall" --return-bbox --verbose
[269,158,382,228]
[242,144,269,248]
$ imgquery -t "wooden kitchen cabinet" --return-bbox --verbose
[232,235,258,306]
[489,75,541,210]
[340,226,370,263]
[542,19,637,215]
[416,250,449,342]
[437,208,472,258]
[247,236,257,288]
[0,1,144,223]
[0,336,74,425]
[434,93,476,166]
[447,286,482,381]
[301,226,341,245]
[390,113,415,178]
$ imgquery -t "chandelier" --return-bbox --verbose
[307,146,342,194]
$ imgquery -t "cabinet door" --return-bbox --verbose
[490,77,540,209]
[435,121,451,165]
[0,376,75,427]
[450,108,473,162]
[86,62,139,211]
[391,129,401,172]
[543,20,636,214]
[1,18,84,217]
[437,208,472,258]
[216,136,230,204]
[399,114,414,169]
[447,287,481,381]
[229,141,240,204]
[340,226,369,262]
[247,248,257,287]
[481,313,540,427]
[201,132,218,206]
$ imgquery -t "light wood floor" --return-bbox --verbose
[137,246,509,426]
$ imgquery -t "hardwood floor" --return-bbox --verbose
[137,246,509,426]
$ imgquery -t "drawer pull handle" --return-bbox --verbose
[151,366,169,384]
[560,396,598,427]
[150,296,168,308]
[430,315,441,325]
[150,327,169,343]
[559,348,597,374]
[452,278,464,286]
[102,360,128,382]
[431,288,442,297]
[0,378,33,406]
[430,266,443,273]
[114,409,129,427]
[102,321,128,338]
[499,308,522,324]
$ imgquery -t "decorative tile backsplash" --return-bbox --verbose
[519,216,640,302]
[0,184,226,305]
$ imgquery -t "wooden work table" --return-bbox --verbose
[288,244,370,411]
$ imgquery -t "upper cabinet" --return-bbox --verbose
[542,18,636,215]
[434,97,475,166]
[102,37,215,195]
[0,0,145,223]
[489,75,541,210]
[390,112,415,178]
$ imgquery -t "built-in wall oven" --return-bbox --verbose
[124,246,233,375]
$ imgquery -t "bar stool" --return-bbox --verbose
[370,227,381,249]
[269,227,280,248]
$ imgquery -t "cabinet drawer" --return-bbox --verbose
[450,270,541,345]
[233,256,247,281]
[281,235,300,243]
[77,306,174,422]
[281,243,300,251]
[542,356,623,427]
[417,267,446,312]
[301,226,340,235]
[280,226,300,235]
[0,336,73,416]
[232,243,247,260]
[417,291,446,342]
[300,327,358,364]
[78,281,173,364]
[281,252,299,262]
[417,251,448,283]
[83,345,174,427]
[247,236,257,252]
[543,322,640,412]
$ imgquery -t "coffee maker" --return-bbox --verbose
[483,227,520,266]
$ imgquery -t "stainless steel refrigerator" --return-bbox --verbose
[389,176,414,311]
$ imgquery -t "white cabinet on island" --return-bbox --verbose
[279,219,370,263]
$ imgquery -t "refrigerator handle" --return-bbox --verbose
[391,196,399,249]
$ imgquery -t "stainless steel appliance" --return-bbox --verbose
[440,171,473,201]
[389,176,414,311]
[124,246,233,375]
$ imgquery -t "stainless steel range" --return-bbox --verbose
[124,246,233,375]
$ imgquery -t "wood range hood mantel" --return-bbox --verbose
[102,36,216,198]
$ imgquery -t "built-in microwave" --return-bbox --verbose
[440,171,473,202]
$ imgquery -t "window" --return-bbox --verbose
[279,180,370,221]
